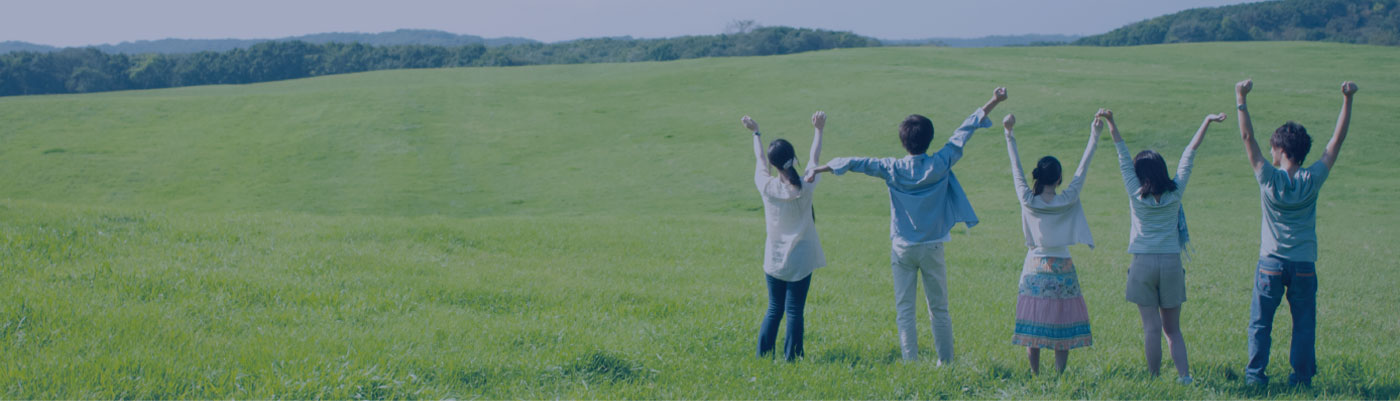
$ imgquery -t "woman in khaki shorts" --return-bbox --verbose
[1105,109,1228,384]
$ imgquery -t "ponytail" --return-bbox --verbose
[767,138,813,222]
[1032,156,1062,196]
[779,163,803,192]
[767,139,802,191]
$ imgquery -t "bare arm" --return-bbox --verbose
[1188,113,1227,151]
[1320,81,1357,169]
[742,116,770,177]
[1235,79,1268,174]
[1100,108,1123,143]
[982,87,1008,115]
[808,111,825,168]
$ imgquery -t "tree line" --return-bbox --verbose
[1075,0,1400,46]
[0,27,878,97]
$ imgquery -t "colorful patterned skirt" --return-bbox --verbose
[1011,255,1092,350]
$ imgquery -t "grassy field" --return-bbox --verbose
[1,41,1398,399]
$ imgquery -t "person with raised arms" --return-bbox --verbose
[741,111,828,362]
[1235,79,1357,387]
[805,87,1007,364]
[1001,111,1102,374]
[1108,108,1227,384]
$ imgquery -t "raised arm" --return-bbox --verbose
[1103,108,1140,194]
[1188,113,1227,151]
[1102,108,1122,143]
[1235,79,1268,174]
[743,115,769,177]
[1003,114,1032,201]
[1173,113,1227,195]
[809,111,826,168]
[982,87,1008,115]
[1320,81,1357,169]
[1061,115,1103,201]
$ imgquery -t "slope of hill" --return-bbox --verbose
[0,43,1397,399]
[0,29,538,54]
[1076,0,1400,46]
[882,34,1081,47]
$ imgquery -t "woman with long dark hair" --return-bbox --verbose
[1002,111,1101,374]
[740,111,827,361]
[1108,108,1227,384]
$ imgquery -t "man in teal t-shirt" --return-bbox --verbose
[1233,79,1358,387]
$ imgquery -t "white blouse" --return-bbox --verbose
[755,165,826,282]
[1006,131,1098,258]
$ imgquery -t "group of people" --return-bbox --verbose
[743,79,1358,387]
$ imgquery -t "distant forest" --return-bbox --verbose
[1076,0,1400,46]
[0,27,878,97]
[0,29,536,54]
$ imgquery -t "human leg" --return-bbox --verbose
[919,243,954,364]
[1138,305,1163,376]
[1247,259,1286,384]
[1286,262,1317,386]
[757,274,788,358]
[891,245,922,361]
[782,273,812,362]
[1027,347,1041,374]
[1160,307,1190,379]
[1053,349,1069,373]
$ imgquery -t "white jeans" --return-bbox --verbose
[891,242,953,362]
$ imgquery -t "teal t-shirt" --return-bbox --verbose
[1257,161,1330,262]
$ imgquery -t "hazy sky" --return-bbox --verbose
[4,0,1259,47]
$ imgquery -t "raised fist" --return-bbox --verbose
[812,111,826,130]
[1002,113,1016,130]
[1341,81,1359,97]
[741,115,759,132]
[1236,79,1253,96]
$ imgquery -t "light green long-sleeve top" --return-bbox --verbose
[1115,141,1195,254]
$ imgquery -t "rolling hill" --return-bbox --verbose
[0,42,1396,399]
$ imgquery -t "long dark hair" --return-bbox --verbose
[1133,150,1177,198]
[767,138,815,222]
[1032,156,1061,196]
[767,139,802,191]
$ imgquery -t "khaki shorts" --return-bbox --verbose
[1125,253,1186,308]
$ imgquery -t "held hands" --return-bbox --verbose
[812,111,826,130]
[1342,81,1359,98]
[1095,108,1113,122]
[1092,115,1105,132]
[741,115,759,133]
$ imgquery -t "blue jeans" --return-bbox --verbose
[758,273,811,361]
[1246,257,1317,385]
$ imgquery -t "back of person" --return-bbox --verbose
[1257,162,1329,261]
[1124,192,1184,254]
[757,175,824,281]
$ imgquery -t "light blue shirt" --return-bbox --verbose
[827,109,990,245]
[1115,141,1196,254]
[1257,162,1330,262]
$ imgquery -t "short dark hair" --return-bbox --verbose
[1133,150,1178,198]
[1032,156,1062,196]
[1270,121,1312,164]
[899,114,934,155]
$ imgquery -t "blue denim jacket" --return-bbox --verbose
[827,109,990,245]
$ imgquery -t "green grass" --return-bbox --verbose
[1,41,1398,399]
